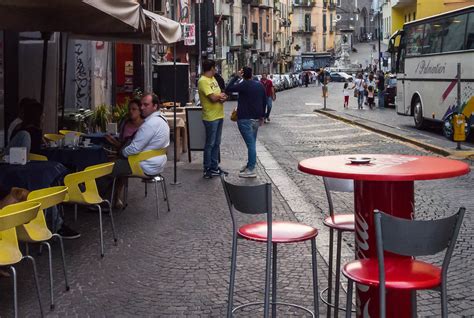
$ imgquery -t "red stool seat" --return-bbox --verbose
[323,214,355,231]
[342,257,441,290]
[238,221,318,243]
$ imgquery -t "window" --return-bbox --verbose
[466,13,474,50]
[266,15,270,33]
[330,13,333,31]
[337,0,341,6]
[305,37,311,51]
[323,14,327,33]
[242,16,248,37]
[305,14,311,32]
[442,14,467,52]
[406,23,425,56]
[422,21,443,54]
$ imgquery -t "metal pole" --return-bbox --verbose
[172,44,180,184]
[456,62,462,150]
[40,32,52,105]
[198,1,202,74]
[323,70,327,110]
[60,34,69,129]
[378,7,382,72]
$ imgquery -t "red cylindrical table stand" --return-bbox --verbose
[298,154,470,318]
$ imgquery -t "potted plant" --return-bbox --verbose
[91,104,111,132]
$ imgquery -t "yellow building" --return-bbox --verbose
[391,0,473,32]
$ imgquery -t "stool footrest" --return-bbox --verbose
[319,287,356,313]
[232,301,314,317]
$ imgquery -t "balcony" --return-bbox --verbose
[259,0,273,8]
[214,1,231,17]
[215,45,230,60]
[293,0,316,7]
[292,26,316,34]
[249,0,259,7]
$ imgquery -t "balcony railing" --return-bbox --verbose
[292,26,316,34]
[259,0,273,8]
[293,0,315,7]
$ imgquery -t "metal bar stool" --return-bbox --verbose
[344,208,465,318]
[221,175,320,317]
[321,177,354,318]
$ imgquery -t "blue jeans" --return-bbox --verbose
[237,119,259,170]
[378,90,385,108]
[265,97,273,119]
[203,119,223,171]
[357,90,365,108]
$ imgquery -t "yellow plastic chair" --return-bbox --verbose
[59,130,83,137]
[64,162,117,257]
[44,133,64,142]
[111,149,170,218]
[0,201,43,317]
[28,153,48,161]
[17,186,69,310]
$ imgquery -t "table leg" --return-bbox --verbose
[354,180,414,318]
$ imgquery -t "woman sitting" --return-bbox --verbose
[105,98,144,208]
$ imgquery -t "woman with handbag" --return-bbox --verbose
[353,73,366,110]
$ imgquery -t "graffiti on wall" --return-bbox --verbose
[74,43,91,108]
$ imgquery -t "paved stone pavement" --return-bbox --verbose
[2,82,473,317]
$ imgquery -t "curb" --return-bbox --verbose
[314,109,474,161]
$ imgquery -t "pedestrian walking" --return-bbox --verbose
[304,72,310,87]
[366,72,376,106]
[343,82,352,108]
[367,86,375,109]
[226,67,266,178]
[353,73,366,109]
[260,73,276,123]
[377,70,385,108]
[198,59,228,179]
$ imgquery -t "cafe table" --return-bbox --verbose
[163,115,187,160]
[40,145,108,171]
[298,154,470,318]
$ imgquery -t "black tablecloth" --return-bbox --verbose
[82,133,116,146]
[0,161,68,191]
[40,145,108,171]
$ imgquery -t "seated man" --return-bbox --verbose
[112,93,170,178]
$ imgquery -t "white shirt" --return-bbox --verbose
[355,78,366,92]
[122,112,170,176]
[7,118,22,142]
[343,88,350,97]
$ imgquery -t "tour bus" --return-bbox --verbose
[388,5,474,138]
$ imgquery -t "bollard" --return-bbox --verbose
[453,113,466,150]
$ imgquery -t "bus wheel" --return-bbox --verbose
[413,98,425,129]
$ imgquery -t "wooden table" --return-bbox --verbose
[298,154,470,318]
[164,115,187,161]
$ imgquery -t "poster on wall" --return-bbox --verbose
[183,24,195,46]
[179,0,190,23]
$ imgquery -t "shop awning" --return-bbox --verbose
[0,0,144,33]
[72,9,182,45]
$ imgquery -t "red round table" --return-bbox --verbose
[298,154,470,318]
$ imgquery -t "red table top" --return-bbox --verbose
[298,154,470,181]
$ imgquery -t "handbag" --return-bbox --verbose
[354,89,359,98]
[230,107,238,122]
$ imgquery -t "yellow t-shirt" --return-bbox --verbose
[198,75,224,121]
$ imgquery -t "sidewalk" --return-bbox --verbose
[0,113,332,317]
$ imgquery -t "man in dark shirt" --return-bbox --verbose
[377,70,385,108]
[226,67,266,178]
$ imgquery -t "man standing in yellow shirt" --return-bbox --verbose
[198,59,228,179]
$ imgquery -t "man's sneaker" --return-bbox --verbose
[210,167,229,176]
[266,117,271,122]
[239,168,257,178]
[240,165,248,172]
[203,169,213,179]
[57,224,81,240]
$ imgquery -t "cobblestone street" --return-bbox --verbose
[1,84,473,317]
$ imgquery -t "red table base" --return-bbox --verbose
[354,180,414,318]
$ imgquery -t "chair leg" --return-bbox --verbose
[74,204,78,222]
[9,266,18,318]
[311,238,320,318]
[160,175,171,212]
[23,255,44,317]
[111,177,117,209]
[97,204,105,257]
[411,290,417,318]
[52,233,70,291]
[124,179,129,210]
[41,241,55,310]
[227,235,238,318]
[271,243,278,318]
[327,228,334,318]
[345,279,353,318]
[441,282,448,318]
[334,231,343,318]
[144,181,148,197]
[105,200,118,245]
[263,238,272,318]
[154,182,160,218]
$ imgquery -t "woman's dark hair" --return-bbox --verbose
[128,98,141,108]
[344,82,348,89]
[202,59,216,73]
[22,100,43,128]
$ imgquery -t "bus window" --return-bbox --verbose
[422,21,443,54]
[466,13,474,50]
[406,24,425,56]
[442,14,467,52]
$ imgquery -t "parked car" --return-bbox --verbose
[281,74,292,89]
[384,76,397,107]
[271,75,284,91]
[330,72,352,82]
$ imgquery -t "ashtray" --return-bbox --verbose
[348,157,372,164]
